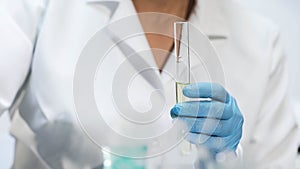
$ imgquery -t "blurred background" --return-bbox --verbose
[1,0,300,168]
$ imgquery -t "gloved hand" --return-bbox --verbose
[170,82,244,156]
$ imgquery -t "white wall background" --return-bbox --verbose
[0,0,300,169]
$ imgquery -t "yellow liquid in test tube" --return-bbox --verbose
[176,82,193,155]
[176,82,191,103]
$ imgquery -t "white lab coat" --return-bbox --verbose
[0,0,299,168]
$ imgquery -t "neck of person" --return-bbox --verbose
[133,0,190,19]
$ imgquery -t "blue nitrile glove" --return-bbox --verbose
[170,82,244,156]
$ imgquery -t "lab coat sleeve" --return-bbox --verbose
[0,0,46,116]
[248,29,299,168]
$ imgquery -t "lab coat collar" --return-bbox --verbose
[86,0,163,89]
[85,0,121,18]
[191,0,230,39]
[84,0,229,88]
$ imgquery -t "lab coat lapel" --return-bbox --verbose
[85,0,163,90]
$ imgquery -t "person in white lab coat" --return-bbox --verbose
[0,0,299,168]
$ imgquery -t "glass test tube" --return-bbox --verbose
[174,21,192,155]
